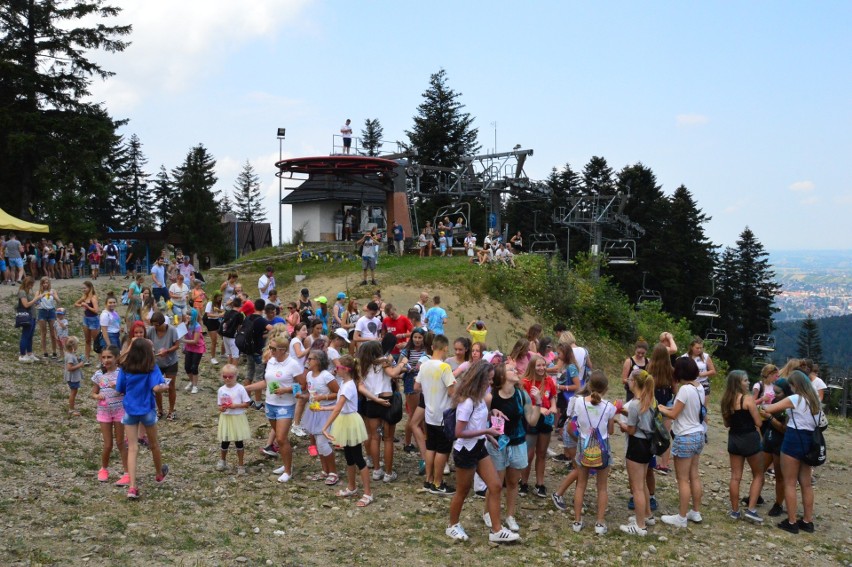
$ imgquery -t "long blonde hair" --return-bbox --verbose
[788,370,821,416]
[631,369,655,413]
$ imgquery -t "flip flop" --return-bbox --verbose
[306,472,327,481]
[356,494,374,507]
[324,473,340,486]
[336,487,358,498]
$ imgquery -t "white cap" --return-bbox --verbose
[333,328,351,343]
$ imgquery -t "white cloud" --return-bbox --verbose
[789,180,815,193]
[85,0,313,111]
[676,113,709,126]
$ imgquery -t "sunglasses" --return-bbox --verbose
[270,347,287,351]
[222,374,237,378]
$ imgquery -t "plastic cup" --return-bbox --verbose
[491,415,505,435]
[292,384,302,396]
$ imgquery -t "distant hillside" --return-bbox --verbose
[774,314,852,371]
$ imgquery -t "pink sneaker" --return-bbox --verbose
[97,468,109,482]
[114,472,130,486]
[127,486,139,499]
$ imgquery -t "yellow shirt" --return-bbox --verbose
[469,329,487,344]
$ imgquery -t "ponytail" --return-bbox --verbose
[587,369,608,406]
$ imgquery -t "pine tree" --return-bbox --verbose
[170,144,225,259]
[232,160,265,223]
[0,1,130,222]
[124,134,155,230]
[152,165,173,229]
[361,119,384,156]
[405,68,480,195]
[582,156,615,195]
[797,314,828,376]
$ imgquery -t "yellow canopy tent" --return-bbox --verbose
[0,208,49,233]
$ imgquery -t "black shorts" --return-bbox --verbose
[453,439,488,469]
[654,387,673,408]
[426,423,452,454]
[343,137,352,148]
[528,414,554,435]
[418,392,425,409]
[203,316,220,333]
[728,430,761,457]
[184,351,202,374]
[362,397,391,420]
[159,362,179,377]
[626,435,653,464]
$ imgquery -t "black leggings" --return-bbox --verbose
[221,441,244,450]
[343,444,367,470]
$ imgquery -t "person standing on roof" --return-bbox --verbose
[341,119,353,154]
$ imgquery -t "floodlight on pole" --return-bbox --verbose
[276,128,286,245]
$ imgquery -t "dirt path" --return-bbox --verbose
[0,274,850,566]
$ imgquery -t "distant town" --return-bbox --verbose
[770,250,852,321]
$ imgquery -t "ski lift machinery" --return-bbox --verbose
[693,279,721,318]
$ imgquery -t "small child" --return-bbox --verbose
[90,346,129,485]
[418,229,427,258]
[321,355,372,506]
[64,336,84,415]
[54,308,69,352]
[216,364,251,474]
[181,308,205,394]
[116,337,170,499]
[438,231,447,256]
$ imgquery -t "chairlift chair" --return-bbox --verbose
[751,351,773,368]
[528,233,558,255]
[636,271,662,305]
[692,296,721,318]
[603,239,637,265]
[704,327,728,346]
[751,334,776,352]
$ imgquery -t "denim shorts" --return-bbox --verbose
[671,431,705,458]
[84,316,100,330]
[10,258,24,269]
[67,381,80,390]
[0,260,5,271]
[361,256,376,270]
[38,308,56,321]
[265,403,295,421]
[486,440,528,471]
[122,409,158,427]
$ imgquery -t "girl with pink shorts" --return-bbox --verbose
[90,346,129,485]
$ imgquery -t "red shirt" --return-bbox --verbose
[383,315,413,354]
[522,375,557,410]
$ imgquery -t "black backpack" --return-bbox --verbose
[220,309,244,339]
[648,403,671,456]
[235,314,259,354]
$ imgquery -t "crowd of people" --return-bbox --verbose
[10,249,829,543]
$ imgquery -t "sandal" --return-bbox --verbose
[167,412,176,421]
[157,411,164,419]
[325,473,340,486]
[336,487,358,498]
[306,472,328,481]
[70,410,81,417]
[356,494,374,507]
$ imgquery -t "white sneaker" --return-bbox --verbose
[18,356,31,363]
[620,523,647,536]
[483,512,492,529]
[594,523,608,535]
[365,456,373,469]
[489,527,520,543]
[444,463,450,475]
[661,514,688,528]
[572,521,583,533]
[27,354,39,362]
[277,472,291,483]
[382,471,398,483]
[184,382,192,392]
[273,465,286,475]
[191,386,199,394]
[629,515,656,526]
[686,509,703,523]
[210,358,219,365]
[371,469,383,481]
[445,523,469,541]
[291,425,307,437]
[505,516,520,532]
[236,466,246,475]
[216,459,227,471]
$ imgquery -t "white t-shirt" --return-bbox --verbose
[786,394,820,431]
[573,397,616,440]
[672,382,705,436]
[811,377,827,394]
[264,357,302,407]
[258,274,275,300]
[169,283,189,306]
[572,347,588,383]
[339,380,359,415]
[306,370,337,407]
[218,383,250,415]
[99,309,121,334]
[363,364,392,396]
[453,398,489,451]
[288,337,307,371]
[416,359,456,425]
[355,315,381,340]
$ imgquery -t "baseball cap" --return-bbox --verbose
[314,296,328,304]
[56,308,66,315]
[333,328,351,343]
[336,292,347,300]
[300,288,309,296]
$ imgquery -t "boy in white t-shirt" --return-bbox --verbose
[415,335,456,494]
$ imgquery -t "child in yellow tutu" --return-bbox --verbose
[216,364,251,474]
[321,355,373,506]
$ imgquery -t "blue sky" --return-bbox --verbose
[85,1,852,250]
